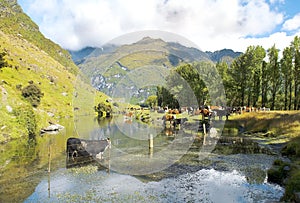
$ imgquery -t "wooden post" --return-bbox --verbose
[107,144,111,174]
[48,145,51,173]
[203,123,206,145]
[149,134,153,158]
[48,144,51,198]
[149,134,153,148]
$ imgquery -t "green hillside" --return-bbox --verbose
[0,0,77,74]
[78,37,210,98]
[0,0,99,143]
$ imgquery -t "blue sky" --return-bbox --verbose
[17,0,300,53]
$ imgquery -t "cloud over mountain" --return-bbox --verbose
[19,0,300,52]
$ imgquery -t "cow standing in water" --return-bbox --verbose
[66,137,111,161]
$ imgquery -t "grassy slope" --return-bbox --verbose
[0,30,76,142]
[0,0,111,143]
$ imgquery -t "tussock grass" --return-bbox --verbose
[230,111,300,139]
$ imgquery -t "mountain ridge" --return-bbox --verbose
[69,38,242,65]
[72,37,241,98]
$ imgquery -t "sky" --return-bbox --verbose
[17,0,300,53]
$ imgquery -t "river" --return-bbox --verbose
[0,114,284,202]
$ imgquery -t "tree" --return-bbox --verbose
[292,36,300,110]
[173,64,206,106]
[146,95,157,108]
[216,61,233,105]
[267,45,281,110]
[156,86,179,109]
[281,46,293,110]
[261,60,269,107]
[250,46,266,107]
[94,101,112,117]
[229,54,248,106]
[21,83,44,107]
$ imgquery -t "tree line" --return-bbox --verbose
[156,36,300,110]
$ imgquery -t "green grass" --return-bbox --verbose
[230,111,300,139]
[0,2,103,143]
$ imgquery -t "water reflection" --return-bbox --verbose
[24,166,284,203]
[0,115,286,202]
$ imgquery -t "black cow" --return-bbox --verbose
[66,137,111,161]
[172,117,188,128]
[213,109,230,120]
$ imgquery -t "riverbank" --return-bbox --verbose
[228,111,300,202]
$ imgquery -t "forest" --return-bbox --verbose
[156,36,300,110]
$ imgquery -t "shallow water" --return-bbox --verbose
[25,166,283,203]
[1,115,285,202]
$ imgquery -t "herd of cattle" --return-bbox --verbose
[159,105,271,131]
[163,105,270,120]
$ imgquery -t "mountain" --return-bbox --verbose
[68,44,119,65]
[0,0,97,143]
[206,49,242,63]
[71,37,241,97]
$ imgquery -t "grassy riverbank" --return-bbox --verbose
[229,111,300,139]
[228,111,300,202]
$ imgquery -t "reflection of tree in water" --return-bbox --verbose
[89,117,114,140]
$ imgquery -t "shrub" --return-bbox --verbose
[21,83,44,107]
[94,102,112,117]
[0,52,8,69]
[13,105,38,140]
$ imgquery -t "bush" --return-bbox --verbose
[283,171,300,201]
[0,52,8,69]
[13,105,38,140]
[21,83,44,107]
[94,102,112,117]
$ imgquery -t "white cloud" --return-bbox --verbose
[269,0,285,4]
[282,13,300,31]
[20,0,292,52]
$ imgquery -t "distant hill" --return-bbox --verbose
[206,49,242,63]
[70,37,241,97]
[68,44,119,65]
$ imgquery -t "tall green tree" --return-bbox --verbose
[194,61,225,106]
[216,61,233,105]
[281,46,293,110]
[292,36,300,110]
[167,63,206,107]
[156,86,179,109]
[261,60,269,107]
[229,56,243,106]
[267,45,281,110]
[246,46,266,107]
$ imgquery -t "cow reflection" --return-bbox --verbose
[66,137,111,168]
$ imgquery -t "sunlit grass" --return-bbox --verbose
[0,29,93,142]
[230,111,300,139]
